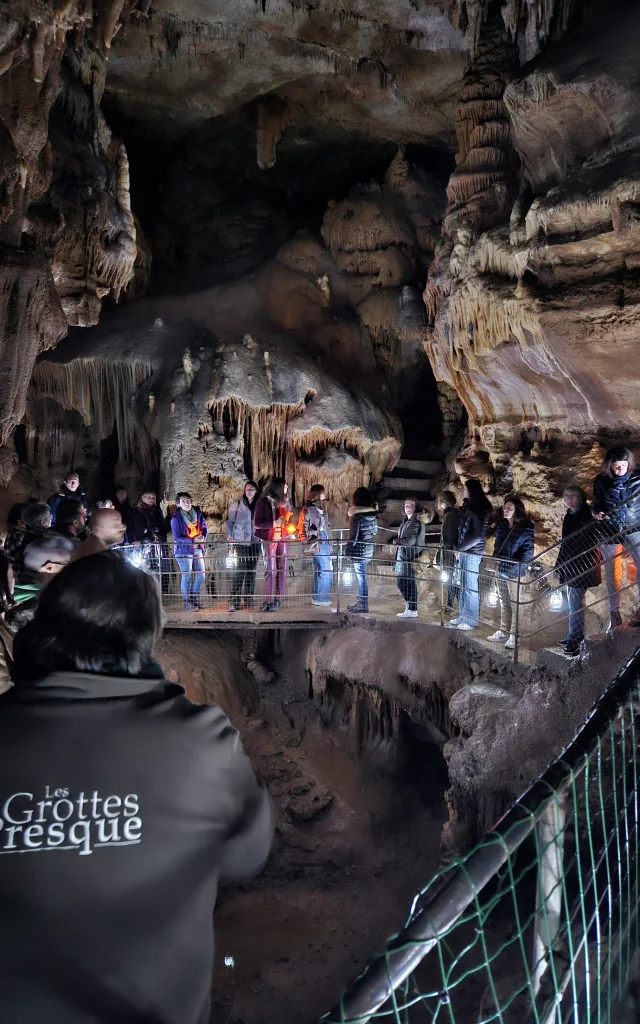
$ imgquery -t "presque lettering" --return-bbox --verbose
[0,789,141,856]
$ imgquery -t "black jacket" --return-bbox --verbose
[493,516,535,577]
[346,511,378,561]
[0,670,274,1024]
[126,504,168,544]
[592,472,640,533]
[556,502,602,588]
[441,507,459,550]
[393,516,423,563]
[457,502,491,555]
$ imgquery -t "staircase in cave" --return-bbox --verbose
[381,453,444,505]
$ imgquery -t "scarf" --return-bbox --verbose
[180,507,199,540]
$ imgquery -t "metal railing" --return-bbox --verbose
[319,646,640,1024]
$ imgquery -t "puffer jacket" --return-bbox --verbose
[170,507,208,557]
[226,497,256,544]
[556,502,602,588]
[346,511,378,562]
[48,487,88,523]
[393,516,423,564]
[299,502,331,541]
[593,472,640,534]
[493,516,535,578]
[457,502,491,555]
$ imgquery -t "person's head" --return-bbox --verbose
[503,495,526,521]
[243,481,258,504]
[404,498,419,517]
[307,484,326,504]
[115,485,128,502]
[463,478,491,512]
[176,491,192,511]
[89,507,126,547]
[21,502,52,532]
[6,502,27,528]
[63,472,80,493]
[23,534,76,579]
[0,550,14,612]
[140,491,156,507]
[55,498,86,535]
[265,477,287,503]
[564,484,587,510]
[95,499,115,509]
[438,490,457,511]
[602,446,634,478]
[352,487,374,507]
[12,552,163,683]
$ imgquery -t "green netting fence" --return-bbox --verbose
[320,647,640,1024]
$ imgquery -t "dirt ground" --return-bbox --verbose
[183,648,449,1024]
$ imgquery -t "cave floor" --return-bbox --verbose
[207,665,448,1024]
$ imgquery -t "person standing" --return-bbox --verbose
[226,481,260,612]
[50,498,86,544]
[392,498,423,619]
[487,495,535,650]
[47,471,88,523]
[113,485,132,525]
[555,485,602,657]
[171,493,208,610]
[0,550,15,695]
[254,478,291,612]
[449,478,492,632]
[438,491,460,612]
[127,491,170,586]
[345,487,378,614]
[69,508,126,562]
[299,484,334,608]
[0,552,274,1024]
[592,445,640,629]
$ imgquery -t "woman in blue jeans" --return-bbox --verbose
[170,492,208,610]
[299,484,334,607]
[345,487,378,613]
[448,478,492,632]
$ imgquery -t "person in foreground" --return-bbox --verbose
[0,552,275,1024]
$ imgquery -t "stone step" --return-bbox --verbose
[382,476,435,494]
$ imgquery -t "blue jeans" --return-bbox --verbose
[599,531,640,611]
[459,552,482,626]
[567,584,587,641]
[312,539,333,603]
[352,560,370,605]
[176,555,205,601]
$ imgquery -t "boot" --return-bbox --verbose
[609,609,623,630]
[348,601,368,613]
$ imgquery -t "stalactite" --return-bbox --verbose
[256,97,289,170]
[293,449,366,508]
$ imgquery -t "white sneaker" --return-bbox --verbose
[312,599,332,607]
[504,635,516,650]
[457,622,476,631]
[449,617,463,626]
[397,609,418,618]
[487,630,509,642]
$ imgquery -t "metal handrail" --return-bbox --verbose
[527,491,640,569]
[321,646,640,1024]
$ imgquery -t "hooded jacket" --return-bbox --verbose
[298,501,331,542]
[0,669,274,1024]
[47,486,88,523]
[345,510,378,561]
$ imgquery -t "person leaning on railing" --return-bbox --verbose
[487,495,535,651]
[391,497,424,619]
[448,478,492,632]
[592,445,640,630]
[555,485,602,657]
[345,487,378,614]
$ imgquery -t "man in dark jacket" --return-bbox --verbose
[51,498,85,544]
[47,472,88,523]
[555,485,602,657]
[392,498,424,618]
[0,552,274,1024]
[345,487,378,613]
[438,490,460,611]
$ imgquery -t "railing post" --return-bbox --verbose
[439,544,445,628]
[532,792,566,996]
[336,536,342,614]
[514,571,521,663]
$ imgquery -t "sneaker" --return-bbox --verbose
[504,634,516,650]
[312,599,332,607]
[487,630,509,643]
[183,600,193,611]
[228,601,238,613]
[397,609,418,618]
[449,617,463,626]
[260,601,272,613]
[191,598,202,610]
[348,602,367,613]
[457,622,476,631]
[557,636,570,647]
[609,610,623,630]
[272,599,281,611]
[564,640,582,658]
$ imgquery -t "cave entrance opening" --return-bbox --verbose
[397,350,444,460]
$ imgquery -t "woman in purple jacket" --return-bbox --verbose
[170,492,208,610]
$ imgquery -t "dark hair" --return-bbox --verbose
[404,497,422,513]
[464,478,492,515]
[175,491,192,502]
[0,551,14,612]
[55,498,84,526]
[6,503,27,527]
[265,477,287,502]
[306,484,325,501]
[115,484,127,494]
[440,490,457,508]
[243,480,259,508]
[353,487,374,506]
[12,552,162,683]
[601,446,634,476]
[503,494,526,520]
[64,471,80,482]
[21,502,51,531]
[564,484,587,504]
